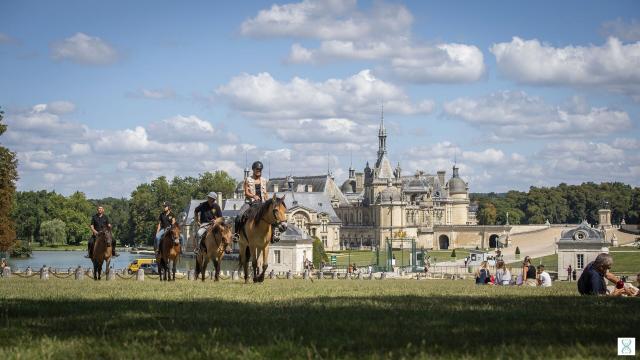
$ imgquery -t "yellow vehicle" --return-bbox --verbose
[127,258,156,274]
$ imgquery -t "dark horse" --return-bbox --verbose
[238,194,288,283]
[91,230,113,280]
[156,223,181,281]
[195,217,233,281]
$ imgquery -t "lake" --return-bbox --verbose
[6,251,237,272]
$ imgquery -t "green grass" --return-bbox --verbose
[427,249,471,262]
[327,249,472,268]
[0,278,638,359]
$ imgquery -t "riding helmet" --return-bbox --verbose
[252,161,264,170]
[162,201,171,208]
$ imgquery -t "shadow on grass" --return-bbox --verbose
[1,294,638,358]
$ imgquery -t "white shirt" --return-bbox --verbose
[539,271,552,287]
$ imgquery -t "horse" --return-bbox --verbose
[238,194,288,284]
[91,230,113,281]
[194,217,233,281]
[156,223,181,281]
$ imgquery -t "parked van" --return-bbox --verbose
[128,258,156,274]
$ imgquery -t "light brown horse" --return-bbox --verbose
[91,230,113,281]
[238,194,288,283]
[194,217,233,281]
[157,223,181,281]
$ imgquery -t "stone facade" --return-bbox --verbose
[556,221,609,281]
[267,225,313,273]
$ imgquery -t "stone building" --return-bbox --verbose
[267,224,313,273]
[556,221,609,281]
[334,115,476,249]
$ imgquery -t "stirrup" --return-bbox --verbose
[232,233,240,242]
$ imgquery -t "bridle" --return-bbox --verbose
[261,202,286,228]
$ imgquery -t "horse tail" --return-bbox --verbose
[244,246,250,264]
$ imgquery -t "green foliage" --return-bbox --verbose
[515,246,521,255]
[39,219,66,245]
[450,249,456,257]
[9,241,32,258]
[128,172,236,246]
[0,106,18,252]
[312,237,329,268]
[471,182,640,225]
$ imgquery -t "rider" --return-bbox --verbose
[194,192,223,254]
[235,160,280,243]
[87,205,118,258]
[154,201,182,255]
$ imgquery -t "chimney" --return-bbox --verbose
[437,170,446,186]
[307,184,313,192]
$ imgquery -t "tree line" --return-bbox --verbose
[472,182,640,225]
[10,172,236,248]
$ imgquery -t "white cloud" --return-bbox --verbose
[241,0,410,41]
[443,91,631,139]
[244,0,484,83]
[70,143,91,155]
[613,137,640,150]
[601,18,640,42]
[50,32,119,65]
[217,69,433,121]
[47,101,76,115]
[147,115,216,142]
[491,37,640,98]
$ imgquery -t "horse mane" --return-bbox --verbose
[247,197,286,226]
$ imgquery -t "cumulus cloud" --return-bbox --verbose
[243,0,484,83]
[47,101,76,114]
[443,91,631,139]
[147,115,216,142]
[601,18,640,42]
[217,69,433,121]
[491,37,640,99]
[50,32,119,65]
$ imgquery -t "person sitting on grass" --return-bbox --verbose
[495,260,511,285]
[577,253,634,296]
[521,256,537,287]
[537,265,552,287]
[475,261,490,285]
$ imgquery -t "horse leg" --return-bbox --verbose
[252,247,259,283]
[93,261,98,281]
[201,258,209,282]
[240,243,250,284]
[171,258,177,281]
[259,248,269,283]
[213,259,220,282]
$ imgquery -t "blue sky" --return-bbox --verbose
[1,0,639,198]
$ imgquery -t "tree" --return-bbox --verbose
[0,106,18,252]
[450,249,457,258]
[312,237,329,268]
[39,219,66,246]
[477,202,497,225]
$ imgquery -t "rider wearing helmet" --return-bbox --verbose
[234,160,280,243]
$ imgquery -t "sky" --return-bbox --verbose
[1,0,639,198]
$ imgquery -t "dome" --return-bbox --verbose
[448,177,467,195]
[448,166,467,195]
[341,179,356,193]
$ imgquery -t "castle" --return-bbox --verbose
[230,114,476,250]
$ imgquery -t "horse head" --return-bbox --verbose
[213,217,233,254]
[269,194,288,233]
[169,223,181,246]
[97,229,113,247]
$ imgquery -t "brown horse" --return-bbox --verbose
[238,194,288,283]
[194,218,233,281]
[157,223,181,281]
[91,230,113,280]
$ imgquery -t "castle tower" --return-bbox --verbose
[447,165,470,225]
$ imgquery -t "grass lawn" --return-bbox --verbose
[509,251,640,274]
[1,278,638,359]
[327,249,472,268]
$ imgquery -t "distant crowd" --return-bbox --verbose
[474,253,640,297]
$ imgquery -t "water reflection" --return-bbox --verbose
[6,251,237,272]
